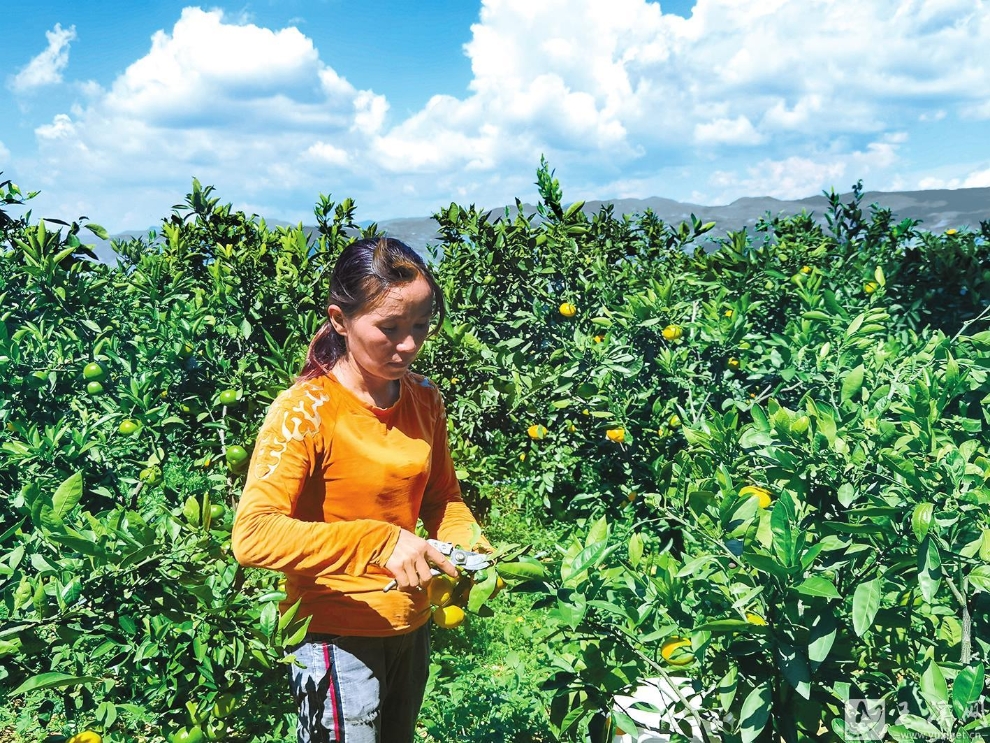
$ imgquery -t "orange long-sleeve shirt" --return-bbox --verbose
[231,371,483,637]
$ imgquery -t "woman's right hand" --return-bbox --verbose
[384,529,457,591]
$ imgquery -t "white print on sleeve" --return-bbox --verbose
[258,388,330,481]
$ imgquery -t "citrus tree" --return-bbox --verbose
[0,182,369,741]
[419,164,990,741]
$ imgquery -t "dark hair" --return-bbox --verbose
[298,237,446,381]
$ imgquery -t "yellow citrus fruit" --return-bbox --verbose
[559,302,577,318]
[668,414,681,428]
[661,324,683,341]
[739,485,772,509]
[946,228,958,235]
[660,637,694,666]
[67,733,102,743]
[593,335,604,343]
[800,265,812,274]
[864,280,879,294]
[727,357,740,370]
[490,574,506,599]
[432,604,466,629]
[428,574,457,607]
[606,427,625,443]
[746,611,767,626]
[724,309,733,318]
[527,424,548,440]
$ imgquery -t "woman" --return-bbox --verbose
[231,236,487,743]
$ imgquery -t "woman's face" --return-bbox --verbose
[329,274,434,386]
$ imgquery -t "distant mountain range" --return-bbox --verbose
[91,186,990,262]
[369,187,990,254]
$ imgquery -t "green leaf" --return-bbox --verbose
[277,598,303,633]
[11,672,101,696]
[467,570,499,613]
[911,503,935,541]
[563,542,618,587]
[182,496,201,527]
[918,535,942,602]
[968,565,990,593]
[37,503,64,532]
[775,641,811,699]
[840,365,865,404]
[837,483,857,507]
[741,552,792,579]
[695,619,766,634]
[851,577,881,637]
[85,223,110,240]
[717,664,738,711]
[496,557,547,580]
[611,709,638,740]
[259,601,278,638]
[794,576,840,599]
[845,313,865,337]
[750,404,770,432]
[739,683,772,743]
[952,664,984,720]
[51,471,83,520]
[628,532,643,568]
[550,592,587,630]
[770,495,797,568]
[920,658,949,715]
[585,516,609,548]
[807,608,837,670]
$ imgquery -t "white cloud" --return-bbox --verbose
[11,0,990,230]
[35,113,77,140]
[960,100,990,120]
[707,134,909,202]
[364,0,990,177]
[102,8,334,125]
[694,116,765,146]
[918,166,990,190]
[0,140,10,164]
[9,23,77,93]
[306,141,349,166]
[352,91,388,134]
[20,8,387,226]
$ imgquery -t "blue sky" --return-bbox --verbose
[2,0,988,232]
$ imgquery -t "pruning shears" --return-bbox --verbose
[382,539,491,592]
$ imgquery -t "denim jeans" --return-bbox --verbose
[287,625,431,743]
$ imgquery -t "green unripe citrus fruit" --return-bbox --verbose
[139,466,163,486]
[118,419,140,435]
[83,362,107,381]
